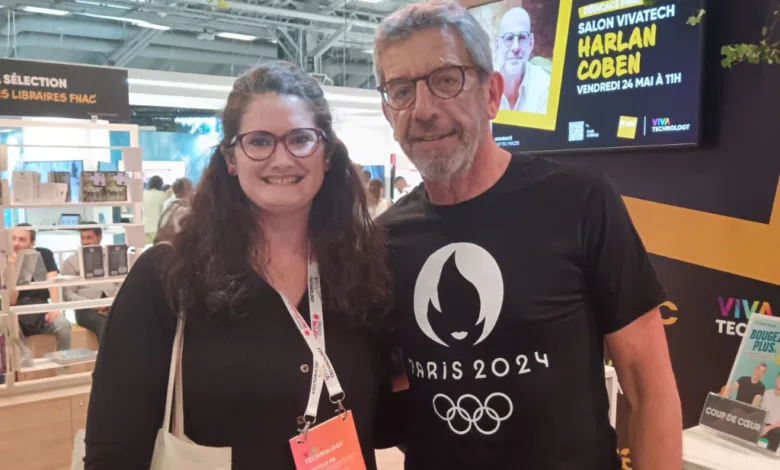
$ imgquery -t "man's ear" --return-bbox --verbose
[486,71,504,119]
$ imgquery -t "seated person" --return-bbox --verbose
[10,224,71,351]
[61,222,118,342]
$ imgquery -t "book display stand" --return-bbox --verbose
[0,118,145,397]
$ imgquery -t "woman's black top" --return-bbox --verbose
[84,246,399,469]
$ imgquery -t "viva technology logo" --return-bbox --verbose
[411,243,551,437]
[717,297,774,336]
[651,116,691,133]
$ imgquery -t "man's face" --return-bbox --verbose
[497,8,534,78]
[753,364,767,381]
[80,230,101,246]
[378,27,502,183]
[11,230,33,251]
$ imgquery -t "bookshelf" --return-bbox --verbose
[0,118,145,396]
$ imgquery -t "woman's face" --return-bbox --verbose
[230,93,327,216]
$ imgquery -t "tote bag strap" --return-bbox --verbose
[162,315,185,435]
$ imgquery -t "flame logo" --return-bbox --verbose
[413,243,504,347]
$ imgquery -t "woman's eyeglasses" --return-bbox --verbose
[228,128,327,161]
[377,65,483,111]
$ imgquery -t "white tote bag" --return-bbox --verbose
[149,316,232,469]
[70,317,232,470]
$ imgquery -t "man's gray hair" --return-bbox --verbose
[373,0,493,84]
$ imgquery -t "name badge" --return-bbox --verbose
[289,411,366,470]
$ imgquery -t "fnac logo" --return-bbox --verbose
[652,117,670,126]
[716,297,773,337]
[617,115,638,139]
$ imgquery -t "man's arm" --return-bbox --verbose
[721,381,739,398]
[606,307,682,470]
[45,269,62,323]
[752,394,763,407]
[61,255,88,302]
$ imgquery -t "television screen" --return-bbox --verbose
[469,0,704,153]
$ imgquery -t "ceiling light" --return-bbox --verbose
[135,20,170,30]
[363,48,373,54]
[356,0,385,3]
[21,6,70,15]
[216,32,257,41]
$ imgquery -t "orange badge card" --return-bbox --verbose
[289,411,367,470]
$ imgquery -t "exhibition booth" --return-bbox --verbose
[0,0,778,468]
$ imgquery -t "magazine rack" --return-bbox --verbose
[0,118,145,397]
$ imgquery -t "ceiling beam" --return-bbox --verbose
[308,23,350,59]
[105,28,164,67]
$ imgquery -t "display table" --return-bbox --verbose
[683,426,780,470]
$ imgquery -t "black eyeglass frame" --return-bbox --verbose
[500,31,532,48]
[227,127,328,162]
[376,65,484,111]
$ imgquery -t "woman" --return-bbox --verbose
[142,175,167,243]
[366,179,391,219]
[85,61,396,469]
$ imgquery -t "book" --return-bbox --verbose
[47,171,72,202]
[104,172,129,202]
[106,244,129,276]
[44,348,97,365]
[12,171,40,204]
[0,332,7,375]
[80,171,106,203]
[80,245,105,279]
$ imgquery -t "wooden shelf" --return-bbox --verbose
[17,223,140,231]
[19,357,96,374]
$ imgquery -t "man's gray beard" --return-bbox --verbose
[406,130,481,185]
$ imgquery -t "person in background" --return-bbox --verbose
[163,177,193,212]
[9,224,71,351]
[722,362,767,406]
[366,178,391,219]
[155,178,194,245]
[496,7,550,113]
[362,169,372,188]
[373,1,681,469]
[761,372,780,452]
[61,222,119,342]
[392,176,412,202]
[85,61,399,469]
[142,175,167,244]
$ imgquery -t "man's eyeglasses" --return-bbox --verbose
[500,31,531,48]
[228,128,327,161]
[377,65,482,111]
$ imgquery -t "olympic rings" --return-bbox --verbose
[432,392,514,435]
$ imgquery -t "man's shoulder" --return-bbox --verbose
[376,184,427,230]
[501,154,606,197]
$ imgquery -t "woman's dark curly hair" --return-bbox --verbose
[163,60,390,324]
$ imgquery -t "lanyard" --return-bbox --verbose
[278,246,346,431]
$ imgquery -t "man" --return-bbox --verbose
[10,224,71,351]
[393,176,412,202]
[761,372,780,452]
[61,222,118,341]
[722,362,768,406]
[163,177,193,212]
[495,7,550,113]
[373,2,681,469]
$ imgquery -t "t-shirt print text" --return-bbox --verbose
[407,242,551,436]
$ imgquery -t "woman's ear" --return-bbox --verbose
[221,145,237,175]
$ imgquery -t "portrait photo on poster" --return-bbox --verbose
[470,0,570,132]
[721,314,780,453]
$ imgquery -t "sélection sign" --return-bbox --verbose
[0,58,130,122]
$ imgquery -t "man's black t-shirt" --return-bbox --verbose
[380,154,666,470]
[735,376,766,405]
[18,247,59,336]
